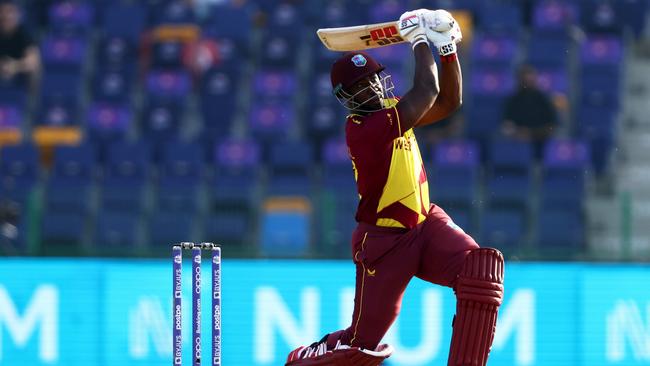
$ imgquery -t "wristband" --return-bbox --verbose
[438,42,457,56]
[440,52,458,63]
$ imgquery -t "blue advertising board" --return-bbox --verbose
[0,259,649,366]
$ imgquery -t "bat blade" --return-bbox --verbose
[317,20,406,51]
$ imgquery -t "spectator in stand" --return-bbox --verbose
[501,65,557,158]
[0,0,40,96]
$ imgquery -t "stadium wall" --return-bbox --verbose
[0,259,649,366]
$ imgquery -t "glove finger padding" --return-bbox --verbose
[424,12,462,56]
[398,10,428,49]
[426,9,456,32]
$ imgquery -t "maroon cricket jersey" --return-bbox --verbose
[345,98,430,229]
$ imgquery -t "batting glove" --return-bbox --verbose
[398,10,428,49]
[423,10,462,56]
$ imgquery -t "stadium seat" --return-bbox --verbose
[0,143,40,202]
[252,70,298,100]
[151,41,184,69]
[40,211,86,249]
[204,211,250,247]
[430,140,480,214]
[145,70,192,100]
[477,1,523,34]
[102,141,153,213]
[485,139,533,210]
[200,66,239,138]
[527,31,572,69]
[102,2,147,41]
[96,35,138,75]
[260,197,311,257]
[157,142,204,211]
[148,211,194,248]
[92,70,133,103]
[471,33,518,68]
[46,144,97,214]
[248,101,294,144]
[540,139,589,211]
[260,34,300,69]
[480,207,525,252]
[94,211,140,249]
[41,35,87,73]
[535,208,584,253]
[0,105,23,146]
[267,140,314,196]
[532,0,579,32]
[211,139,260,216]
[264,2,305,37]
[48,0,94,35]
[86,103,132,143]
[140,99,184,144]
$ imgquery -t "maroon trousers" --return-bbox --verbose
[330,204,479,350]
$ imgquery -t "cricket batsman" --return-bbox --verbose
[286,9,505,366]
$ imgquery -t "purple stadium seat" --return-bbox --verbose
[93,70,132,103]
[150,0,196,25]
[248,102,293,141]
[527,32,571,68]
[97,36,137,72]
[145,70,191,99]
[215,139,260,170]
[41,35,86,71]
[580,0,622,34]
[266,2,303,36]
[0,143,39,202]
[152,41,184,69]
[315,0,366,27]
[471,68,515,97]
[541,139,588,210]
[323,137,349,166]
[48,1,93,33]
[141,100,183,143]
[102,2,147,41]
[532,0,579,30]
[202,2,254,45]
[368,0,406,23]
[543,139,590,168]
[471,34,518,65]
[0,105,21,130]
[253,70,298,99]
[430,140,480,215]
[260,34,299,69]
[536,67,569,95]
[37,98,78,126]
[580,35,623,66]
[434,140,480,166]
[87,103,132,142]
[478,2,523,34]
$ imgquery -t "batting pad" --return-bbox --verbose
[448,248,505,366]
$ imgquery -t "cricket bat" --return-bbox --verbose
[317,21,404,52]
[317,12,456,52]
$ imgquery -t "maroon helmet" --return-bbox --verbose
[330,52,385,93]
[330,52,394,112]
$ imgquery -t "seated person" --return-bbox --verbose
[501,65,557,158]
[0,0,40,97]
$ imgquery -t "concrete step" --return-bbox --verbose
[618,133,650,161]
[616,166,650,196]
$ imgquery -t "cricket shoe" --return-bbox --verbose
[285,334,393,366]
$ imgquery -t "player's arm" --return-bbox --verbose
[395,10,439,132]
[415,10,463,127]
